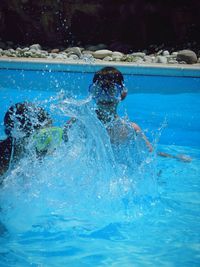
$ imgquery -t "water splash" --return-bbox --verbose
[0,97,158,233]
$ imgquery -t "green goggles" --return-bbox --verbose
[32,127,63,154]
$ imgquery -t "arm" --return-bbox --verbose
[62,118,76,142]
[0,138,12,177]
[157,151,192,162]
[131,122,153,152]
[131,123,192,162]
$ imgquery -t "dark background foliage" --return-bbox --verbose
[0,0,199,53]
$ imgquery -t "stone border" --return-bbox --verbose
[0,44,199,65]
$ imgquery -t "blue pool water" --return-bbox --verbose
[0,62,200,266]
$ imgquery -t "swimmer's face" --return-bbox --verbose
[89,81,127,105]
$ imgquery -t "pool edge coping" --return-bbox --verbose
[0,57,200,77]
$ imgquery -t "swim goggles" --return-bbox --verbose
[88,82,127,102]
[32,127,63,154]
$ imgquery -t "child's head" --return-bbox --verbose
[4,102,52,139]
[89,67,127,105]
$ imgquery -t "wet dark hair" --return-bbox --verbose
[93,67,124,87]
[4,102,52,138]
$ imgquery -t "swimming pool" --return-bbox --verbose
[0,59,200,266]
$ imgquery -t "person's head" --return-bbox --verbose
[4,102,52,140]
[89,67,127,106]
